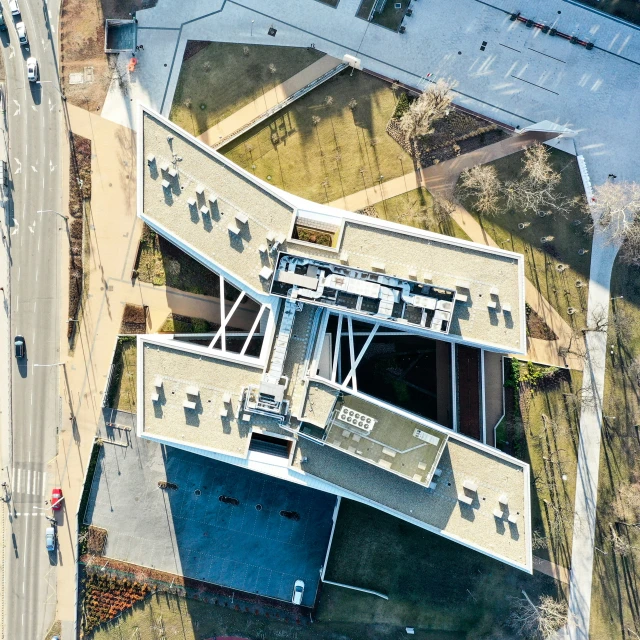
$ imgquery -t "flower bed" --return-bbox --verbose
[82,571,151,635]
[119,303,147,334]
[293,225,334,247]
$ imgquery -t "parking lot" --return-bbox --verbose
[85,429,337,607]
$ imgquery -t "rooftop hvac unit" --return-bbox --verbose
[337,406,376,433]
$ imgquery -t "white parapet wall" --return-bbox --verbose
[577,155,594,204]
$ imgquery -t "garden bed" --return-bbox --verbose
[159,313,219,333]
[292,225,334,247]
[526,303,558,341]
[68,134,92,339]
[119,303,147,334]
[103,337,137,412]
[387,101,508,168]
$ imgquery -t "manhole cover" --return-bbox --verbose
[194,489,201,496]
[255,504,262,511]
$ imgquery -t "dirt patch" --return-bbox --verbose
[526,304,559,341]
[120,303,147,334]
[387,101,509,168]
[60,0,156,111]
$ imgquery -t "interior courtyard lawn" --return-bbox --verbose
[221,69,412,204]
[589,258,640,640]
[373,187,471,241]
[457,148,591,329]
[170,42,324,136]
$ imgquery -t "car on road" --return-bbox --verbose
[26,57,38,82]
[45,527,56,552]
[51,487,63,510]
[8,0,19,17]
[292,579,304,605]
[0,10,7,31]
[218,495,239,506]
[14,335,24,358]
[16,21,27,46]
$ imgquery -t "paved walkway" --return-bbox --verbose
[330,132,583,371]
[565,222,621,640]
[533,555,571,585]
[198,54,341,148]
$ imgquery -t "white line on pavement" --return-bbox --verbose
[41,473,46,496]
[32,472,37,495]
[16,468,21,493]
[26,469,31,495]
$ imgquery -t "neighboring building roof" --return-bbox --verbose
[139,107,526,354]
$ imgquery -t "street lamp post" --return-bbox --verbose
[37,209,68,221]
[33,362,75,420]
[251,20,254,36]
[37,80,66,101]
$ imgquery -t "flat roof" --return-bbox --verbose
[139,106,525,354]
[139,339,285,456]
[291,435,530,569]
[323,393,447,487]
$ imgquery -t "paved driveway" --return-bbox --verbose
[85,429,337,607]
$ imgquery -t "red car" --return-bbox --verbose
[51,488,63,510]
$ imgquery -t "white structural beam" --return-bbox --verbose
[240,303,267,356]
[342,323,379,390]
[331,314,343,383]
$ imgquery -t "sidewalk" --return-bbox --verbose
[198,54,342,148]
[330,131,582,370]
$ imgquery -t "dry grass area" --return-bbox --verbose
[170,42,323,136]
[105,338,137,412]
[589,260,640,639]
[222,70,411,204]
[60,0,154,111]
[120,303,147,334]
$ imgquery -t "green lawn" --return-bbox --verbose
[321,499,561,635]
[458,148,591,327]
[589,259,640,639]
[170,43,323,137]
[159,313,217,333]
[221,69,411,204]
[372,187,471,241]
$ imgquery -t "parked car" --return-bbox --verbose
[45,526,56,552]
[14,335,24,358]
[292,580,304,605]
[218,495,239,506]
[0,10,7,31]
[8,0,19,17]
[16,21,27,46]
[280,510,301,521]
[26,57,38,82]
[51,487,63,510]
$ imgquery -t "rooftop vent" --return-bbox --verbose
[147,154,155,166]
[337,406,376,433]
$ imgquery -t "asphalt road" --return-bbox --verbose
[1,0,64,636]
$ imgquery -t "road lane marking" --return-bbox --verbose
[9,45,14,59]
[35,268,38,282]
[31,165,37,172]
[26,470,31,494]
[17,266,20,281]
[42,473,46,496]
[16,468,21,493]
[32,471,37,495]
[13,158,21,174]
[31,105,37,112]
[49,160,55,172]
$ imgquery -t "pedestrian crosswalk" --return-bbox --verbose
[12,467,46,497]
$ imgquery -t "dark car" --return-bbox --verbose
[218,495,239,506]
[14,335,25,358]
[0,11,7,31]
[280,510,301,521]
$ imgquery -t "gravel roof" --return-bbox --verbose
[142,110,524,353]
[141,341,283,455]
[291,435,529,567]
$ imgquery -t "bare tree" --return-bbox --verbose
[508,591,569,639]
[591,181,640,264]
[458,165,501,215]
[348,98,358,111]
[433,196,455,224]
[543,498,575,541]
[503,144,577,217]
[613,482,640,526]
[399,79,454,146]
[203,61,212,72]
[608,523,633,557]
[268,63,277,75]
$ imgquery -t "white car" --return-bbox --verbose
[291,579,304,605]
[8,0,19,16]
[26,57,38,82]
[16,21,27,46]
[45,527,56,552]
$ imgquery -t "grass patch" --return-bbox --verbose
[589,259,640,639]
[79,440,103,527]
[135,225,238,299]
[170,42,324,136]
[321,499,561,634]
[221,69,411,204]
[372,187,471,241]
[576,0,640,25]
[458,148,591,326]
[104,337,137,413]
[159,313,218,333]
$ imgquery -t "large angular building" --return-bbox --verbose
[136,105,532,573]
